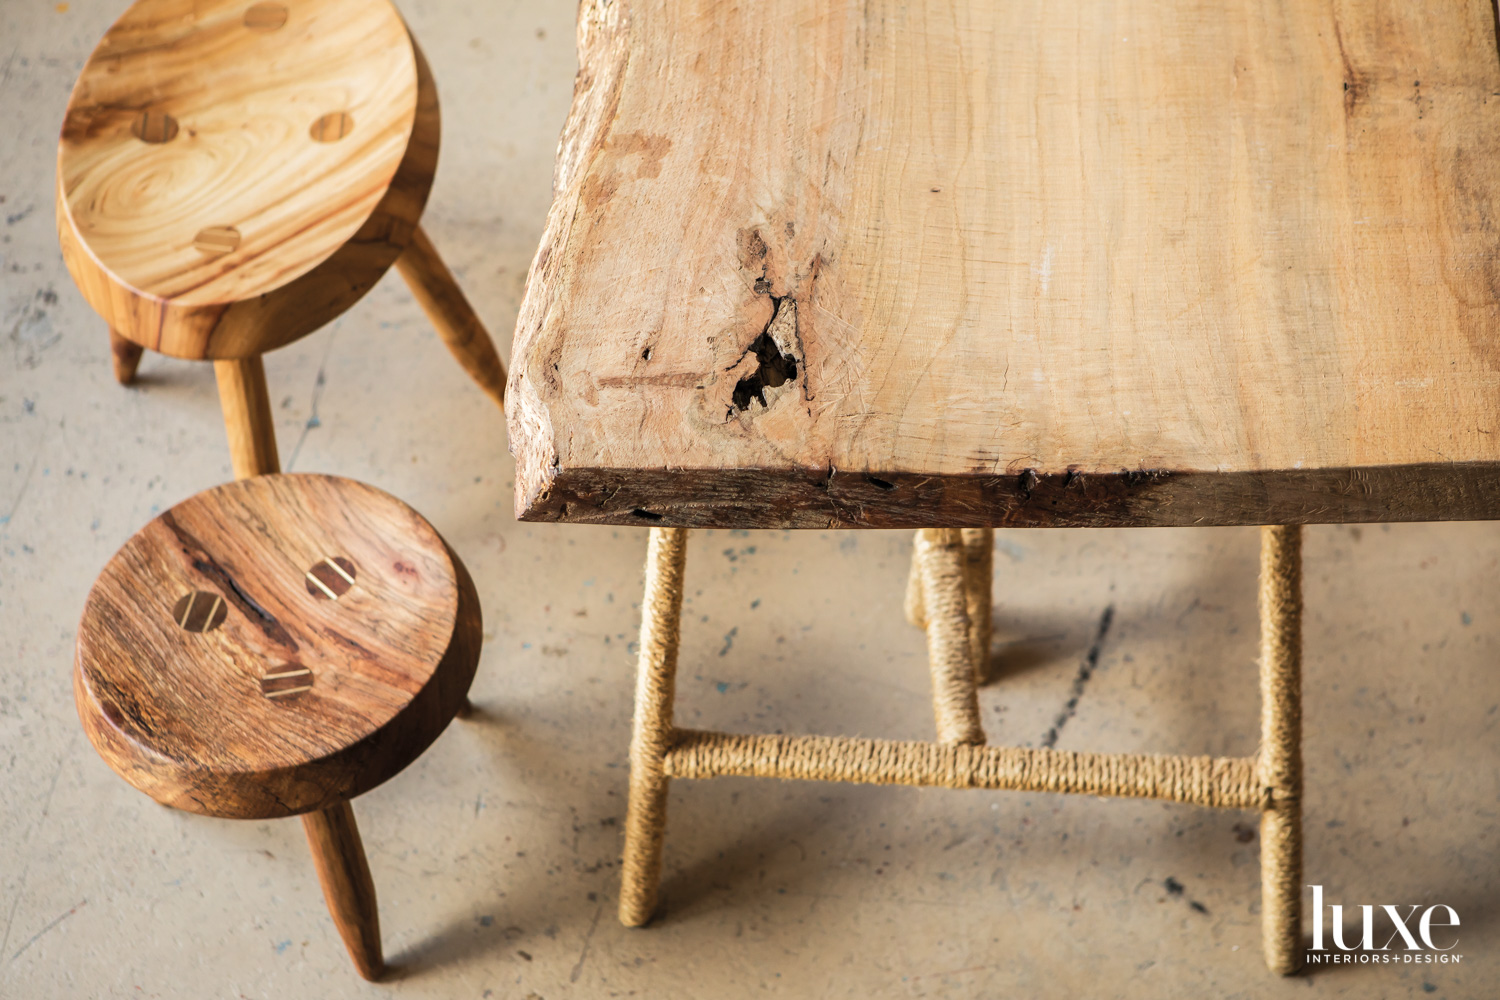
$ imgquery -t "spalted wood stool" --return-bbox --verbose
[57,0,507,479]
[74,474,482,980]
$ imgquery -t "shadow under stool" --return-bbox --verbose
[73,473,483,980]
[56,0,507,480]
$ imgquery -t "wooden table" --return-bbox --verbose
[506,0,1500,974]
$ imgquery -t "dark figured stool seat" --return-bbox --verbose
[74,473,482,980]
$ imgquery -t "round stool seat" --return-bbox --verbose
[57,0,438,360]
[75,474,480,819]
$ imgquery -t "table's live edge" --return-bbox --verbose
[507,1,1500,530]
[513,463,1500,529]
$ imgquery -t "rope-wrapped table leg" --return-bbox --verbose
[904,540,927,628]
[1258,524,1303,974]
[962,528,994,681]
[915,529,985,745]
[619,527,689,927]
[905,528,994,681]
[620,520,1306,978]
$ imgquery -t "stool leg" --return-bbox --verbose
[620,526,689,926]
[214,357,280,479]
[915,528,985,745]
[302,802,384,981]
[961,527,994,682]
[395,224,508,411]
[108,327,144,385]
[1258,524,1303,975]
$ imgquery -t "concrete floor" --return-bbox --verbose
[3,1,1499,997]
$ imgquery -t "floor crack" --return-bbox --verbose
[568,902,603,983]
[285,328,338,472]
[1041,605,1115,749]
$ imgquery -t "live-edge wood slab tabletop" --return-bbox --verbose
[508,0,1500,529]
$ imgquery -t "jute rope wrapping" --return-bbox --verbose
[619,523,1307,977]
[962,528,994,680]
[1258,525,1303,974]
[914,529,986,745]
[904,528,994,681]
[619,526,688,927]
[903,547,925,627]
[664,730,1262,807]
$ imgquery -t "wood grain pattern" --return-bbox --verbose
[74,474,482,819]
[57,0,440,360]
[396,224,508,411]
[302,801,384,981]
[108,326,143,384]
[509,0,1500,528]
[214,356,281,478]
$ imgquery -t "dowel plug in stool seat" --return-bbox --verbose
[74,474,483,980]
[57,0,509,473]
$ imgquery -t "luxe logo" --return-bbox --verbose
[1307,885,1463,965]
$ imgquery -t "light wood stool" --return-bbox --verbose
[74,473,482,980]
[57,0,506,480]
